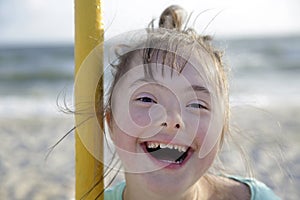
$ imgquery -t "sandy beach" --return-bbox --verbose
[0,116,75,200]
[221,104,300,200]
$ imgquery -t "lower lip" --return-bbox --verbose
[140,143,193,170]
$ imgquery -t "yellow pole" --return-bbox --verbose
[75,0,104,199]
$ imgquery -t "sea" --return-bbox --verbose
[0,35,299,199]
[0,45,74,119]
[1,36,299,118]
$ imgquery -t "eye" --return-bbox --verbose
[136,97,157,103]
[187,101,208,110]
[134,93,157,104]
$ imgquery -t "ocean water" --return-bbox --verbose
[0,46,74,118]
[223,36,300,107]
[0,35,299,199]
[1,36,299,118]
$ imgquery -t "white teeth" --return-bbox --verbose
[146,142,188,152]
[146,142,158,148]
[179,146,187,152]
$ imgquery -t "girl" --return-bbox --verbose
[101,5,280,200]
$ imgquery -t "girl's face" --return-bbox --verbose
[108,52,225,195]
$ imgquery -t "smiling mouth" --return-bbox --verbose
[143,142,191,165]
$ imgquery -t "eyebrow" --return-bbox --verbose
[130,78,157,88]
[130,79,210,95]
[189,85,210,95]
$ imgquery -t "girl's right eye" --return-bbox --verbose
[135,97,157,104]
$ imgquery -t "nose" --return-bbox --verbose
[161,110,184,131]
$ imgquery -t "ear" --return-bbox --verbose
[105,109,115,141]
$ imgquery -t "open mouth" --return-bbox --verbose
[143,141,191,165]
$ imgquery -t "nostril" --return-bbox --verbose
[161,122,181,129]
[161,122,167,127]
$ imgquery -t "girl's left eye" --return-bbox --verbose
[187,102,208,110]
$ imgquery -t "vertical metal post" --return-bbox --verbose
[74,0,104,199]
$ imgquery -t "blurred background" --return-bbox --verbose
[0,0,299,199]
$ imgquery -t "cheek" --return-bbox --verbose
[111,123,137,152]
[198,114,224,159]
[198,116,211,136]
[197,143,218,170]
[129,106,151,127]
[187,113,211,143]
[186,112,222,160]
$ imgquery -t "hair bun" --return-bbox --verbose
[159,5,187,30]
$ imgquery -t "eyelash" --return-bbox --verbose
[187,102,208,110]
[135,97,157,104]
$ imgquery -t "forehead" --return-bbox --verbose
[116,61,213,101]
[125,49,215,90]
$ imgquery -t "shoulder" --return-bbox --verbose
[104,181,126,200]
[209,175,251,200]
[227,175,281,200]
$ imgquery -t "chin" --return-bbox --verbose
[131,165,198,196]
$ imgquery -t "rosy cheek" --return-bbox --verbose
[112,125,137,153]
[130,106,152,127]
[198,116,223,159]
[185,114,212,149]
[198,117,211,139]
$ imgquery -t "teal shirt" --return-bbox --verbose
[104,176,280,200]
[228,176,281,200]
[104,181,126,200]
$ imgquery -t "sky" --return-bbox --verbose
[0,0,300,45]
